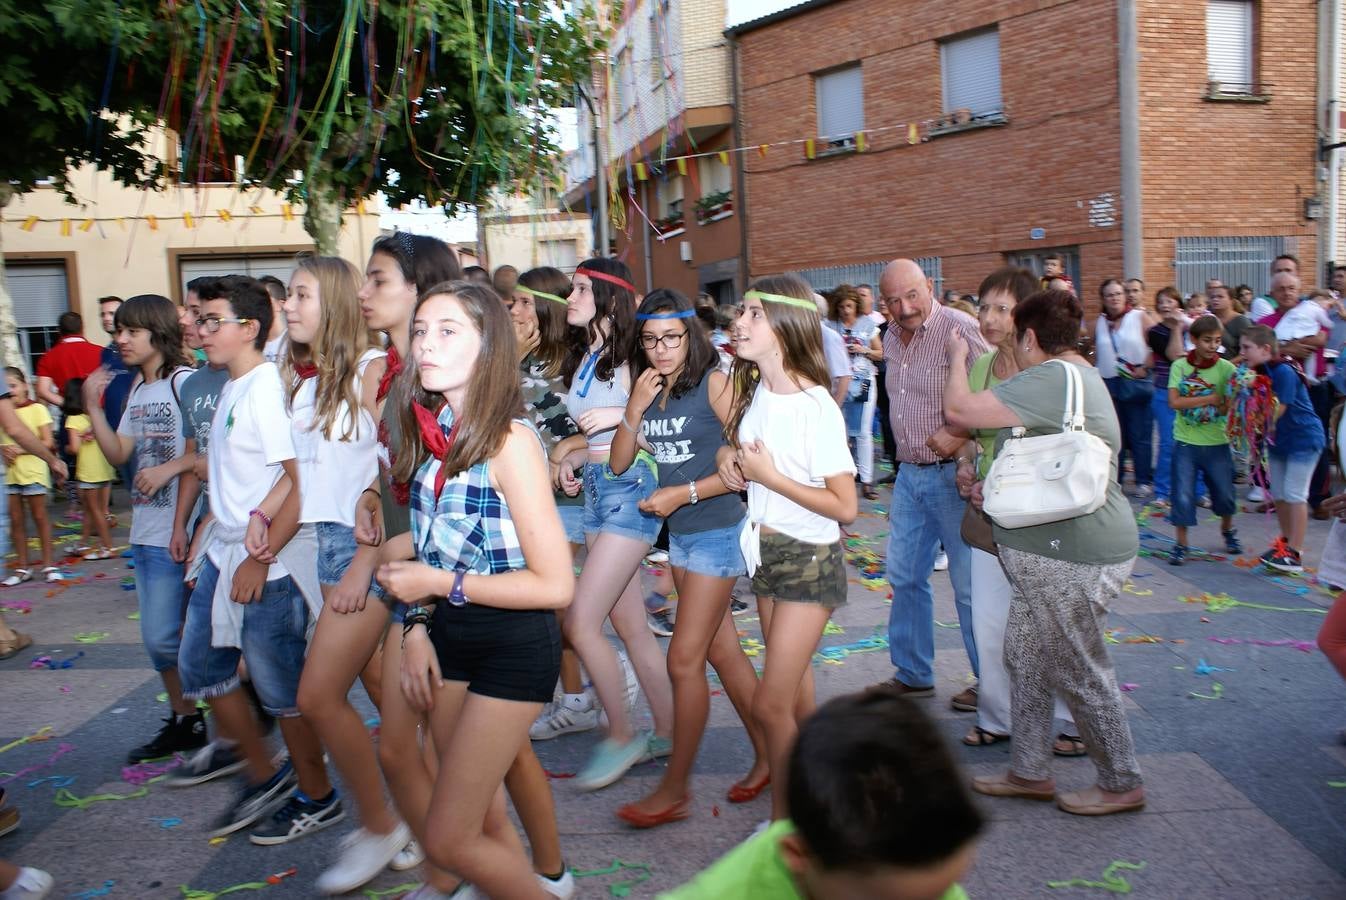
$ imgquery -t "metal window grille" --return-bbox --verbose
[1173,236,1289,297]
[794,257,943,298]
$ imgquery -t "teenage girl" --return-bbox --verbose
[716,274,858,821]
[556,258,675,790]
[380,281,573,899]
[1,367,57,585]
[63,378,115,559]
[280,254,410,894]
[506,267,601,739]
[609,289,769,828]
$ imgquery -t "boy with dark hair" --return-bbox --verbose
[1239,325,1326,573]
[175,276,332,842]
[662,688,981,900]
[1167,315,1241,565]
[255,275,289,363]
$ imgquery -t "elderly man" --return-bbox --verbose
[878,259,987,706]
[1250,254,1300,321]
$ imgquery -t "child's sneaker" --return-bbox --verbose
[1222,529,1242,555]
[1169,545,1187,566]
[1262,538,1303,574]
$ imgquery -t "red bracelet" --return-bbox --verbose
[249,508,272,528]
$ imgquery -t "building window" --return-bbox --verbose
[615,46,634,114]
[539,239,579,272]
[1207,0,1255,94]
[940,28,1002,119]
[4,262,70,373]
[815,65,864,140]
[697,156,733,198]
[656,175,684,228]
[649,12,663,84]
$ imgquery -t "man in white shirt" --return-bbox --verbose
[1250,254,1301,321]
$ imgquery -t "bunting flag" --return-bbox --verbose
[59,219,71,237]
[217,209,232,222]
[718,150,729,165]
[675,157,687,176]
[281,203,294,221]
[908,123,920,145]
[183,212,194,229]
[757,144,768,158]
[20,216,36,232]
[78,219,94,233]
[804,138,816,160]
[634,162,648,181]
[146,215,158,231]
[856,131,867,152]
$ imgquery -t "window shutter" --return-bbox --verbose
[941,29,1002,116]
[1207,1,1253,90]
[5,265,67,329]
[815,66,864,139]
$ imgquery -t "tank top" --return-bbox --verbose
[565,350,629,452]
[641,370,743,534]
[377,399,412,537]
[293,347,386,526]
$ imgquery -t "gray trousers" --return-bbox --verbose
[999,547,1143,793]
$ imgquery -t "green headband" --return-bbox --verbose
[517,285,568,306]
[744,289,819,312]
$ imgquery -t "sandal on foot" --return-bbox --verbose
[861,485,879,500]
[727,775,770,803]
[2,569,32,587]
[1052,733,1087,757]
[615,797,690,828]
[83,548,113,561]
[0,631,33,660]
[963,726,1010,747]
[971,773,1055,801]
[42,567,62,583]
[1057,786,1145,816]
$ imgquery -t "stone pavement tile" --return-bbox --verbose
[1118,752,1255,813]
[2,669,153,737]
[960,813,1227,899]
[1176,884,1346,900]
[1163,808,1346,888]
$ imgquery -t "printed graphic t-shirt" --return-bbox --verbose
[117,368,193,547]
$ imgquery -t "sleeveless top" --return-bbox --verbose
[409,406,533,576]
[641,370,743,534]
[377,399,412,538]
[1094,309,1148,379]
[293,347,386,526]
[565,350,629,452]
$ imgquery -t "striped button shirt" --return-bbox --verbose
[883,304,988,464]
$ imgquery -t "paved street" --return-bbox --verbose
[2,479,1344,899]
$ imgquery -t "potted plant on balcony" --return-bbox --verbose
[694,189,733,224]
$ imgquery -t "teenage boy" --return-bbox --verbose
[81,295,200,763]
[1240,325,1326,573]
[1166,316,1242,565]
[174,276,334,843]
[257,275,289,363]
[662,688,982,900]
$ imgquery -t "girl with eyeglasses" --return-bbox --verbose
[608,289,768,828]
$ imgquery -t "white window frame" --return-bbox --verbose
[1207,0,1255,94]
[697,156,733,198]
[939,27,1003,118]
[814,64,864,141]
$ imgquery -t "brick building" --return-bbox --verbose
[566,0,743,303]
[728,0,1324,310]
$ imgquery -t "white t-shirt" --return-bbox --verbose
[1250,295,1276,321]
[1271,301,1331,380]
[738,383,855,550]
[820,326,850,383]
[117,367,194,547]
[207,362,296,572]
[264,332,288,364]
[291,348,385,526]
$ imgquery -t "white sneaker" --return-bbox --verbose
[933,552,949,572]
[391,838,425,871]
[538,869,576,899]
[315,821,412,894]
[1248,485,1266,502]
[1133,484,1153,500]
[529,699,600,740]
[0,867,53,900]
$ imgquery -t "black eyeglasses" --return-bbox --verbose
[639,331,687,350]
[195,316,253,334]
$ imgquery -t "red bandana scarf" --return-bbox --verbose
[413,401,461,501]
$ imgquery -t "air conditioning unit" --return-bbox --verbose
[679,241,693,263]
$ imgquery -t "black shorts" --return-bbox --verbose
[429,603,561,703]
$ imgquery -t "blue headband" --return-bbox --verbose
[636,309,697,321]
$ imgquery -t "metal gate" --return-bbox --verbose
[795,257,943,297]
[1173,236,1290,297]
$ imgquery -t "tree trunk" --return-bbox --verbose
[0,187,30,375]
[302,175,345,256]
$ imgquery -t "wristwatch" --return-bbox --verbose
[447,569,470,607]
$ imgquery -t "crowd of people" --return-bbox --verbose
[0,237,1343,900]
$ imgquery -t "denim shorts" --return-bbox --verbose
[670,519,748,579]
[315,521,358,586]
[581,454,660,544]
[133,543,188,673]
[7,484,46,497]
[76,481,110,491]
[1269,451,1321,504]
[176,558,310,717]
[556,502,585,545]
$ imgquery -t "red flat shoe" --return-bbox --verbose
[727,774,770,804]
[615,797,691,829]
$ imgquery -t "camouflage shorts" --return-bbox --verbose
[750,533,848,608]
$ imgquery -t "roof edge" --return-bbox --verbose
[725,0,839,36]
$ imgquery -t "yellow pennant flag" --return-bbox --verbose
[115,218,126,231]
[805,139,816,160]
[907,123,919,145]
[249,205,264,215]
[78,219,94,233]
[183,212,194,229]
[675,158,687,177]
[19,216,37,232]
[855,131,867,152]
[60,219,71,237]
[356,199,367,215]
[281,204,294,221]
[147,215,158,231]
[757,144,768,158]
[217,209,232,223]
[717,150,729,166]
[634,162,648,182]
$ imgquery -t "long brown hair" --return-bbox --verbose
[282,254,371,441]
[393,281,524,485]
[517,266,576,378]
[724,273,831,446]
[561,257,638,387]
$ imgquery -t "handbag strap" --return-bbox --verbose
[1048,358,1087,432]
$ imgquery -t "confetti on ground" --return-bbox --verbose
[1122,582,1152,596]
[1194,659,1232,675]
[0,726,53,754]
[1047,860,1146,893]
[0,601,32,614]
[123,757,182,785]
[1120,683,1139,692]
[1181,592,1326,615]
[571,860,655,898]
[127,611,140,619]
[209,836,228,846]
[29,651,84,669]
[154,816,184,828]
[740,636,764,657]
[0,742,73,785]
[70,880,116,900]
[1208,637,1317,652]
[180,867,298,899]
[814,632,889,664]
[73,631,110,643]
[54,785,149,809]
[1328,781,1346,788]
[1189,682,1224,701]
[545,770,577,780]
[823,621,845,635]
[26,774,75,788]
[362,884,420,900]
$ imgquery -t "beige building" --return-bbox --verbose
[481,192,593,274]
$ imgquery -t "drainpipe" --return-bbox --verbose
[1323,0,1341,276]
[729,31,750,291]
[1118,0,1144,282]
[642,179,654,293]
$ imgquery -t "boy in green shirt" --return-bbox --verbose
[1167,316,1242,565]
[662,689,982,900]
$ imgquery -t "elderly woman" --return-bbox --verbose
[944,289,1144,816]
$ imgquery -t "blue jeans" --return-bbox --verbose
[1106,378,1154,487]
[885,463,978,685]
[133,544,187,673]
[1151,389,1205,503]
[1169,441,1237,527]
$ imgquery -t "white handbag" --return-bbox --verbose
[982,359,1112,529]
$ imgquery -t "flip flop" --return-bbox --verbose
[963,726,1010,747]
[1053,733,1088,757]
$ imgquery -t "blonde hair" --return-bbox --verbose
[283,254,372,441]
